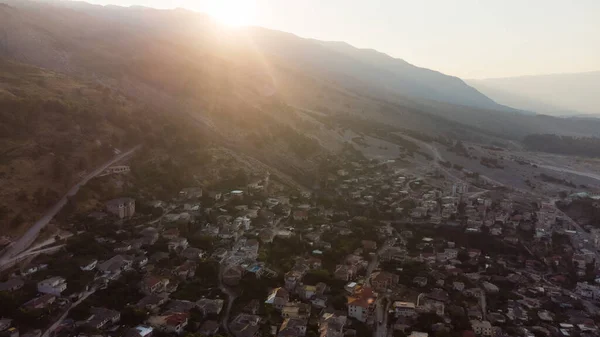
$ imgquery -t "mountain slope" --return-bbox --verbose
[247,28,502,110]
[315,40,500,109]
[3,1,600,145]
[468,71,600,116]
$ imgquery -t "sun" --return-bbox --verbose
[203,0,257,27]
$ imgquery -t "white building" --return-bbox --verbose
[106,198,135,219]
[37,276,67,295]
[471,320,493,336]
[452,183,468,197]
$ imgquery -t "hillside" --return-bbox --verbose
[2,1,600,144]
[468,71,600,116]
[0,60,147,233]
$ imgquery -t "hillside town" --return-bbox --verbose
[1,155,600,337]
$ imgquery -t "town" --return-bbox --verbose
[1,152,599,337]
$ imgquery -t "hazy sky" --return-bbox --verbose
[79,0,600,79]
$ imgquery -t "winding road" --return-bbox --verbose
[0,145,141,266]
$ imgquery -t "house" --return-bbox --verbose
[168,237,189,252]
[125,325,154,337]
[134,255,149,269]
[0,278,24,292]
[318,312,346,337]
[37,276,67,296]
[196,298,224,315]
[347,286,377,323]
[136,294,169,312]
[162,228,180,240]
[223,266,245,286]
[278,317,308,337]
[148,312,189,335]
[97,255,133,278]
[282,302,311,319]
[471,320,493,336]
[79,259,98,271]
[311,295,328,309]
[468,249,481,259]
[101,165,130,176]
[173,261,197,280]
[417,295,445,316]
[21,264,48,276]
[22,294,56,310]
[482,282,499,293]
[179,187,203,200]
[284,270,304,291]
[334,265,355,282]
[106,197,135,218]
[212,248,228,262]
[393,302,417,317]
[413,277,428,287]
[453,282,465,291]
[141,275,170,295]
[370,271,399,290]
[265,287,289,310]
[293,210,308,221]
[300,285,317,300]
[85,307,121,329]
[199,320,220,336]
[230,314,261,337]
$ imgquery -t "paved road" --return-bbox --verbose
[42,289,95,337]
[374,297,390,337]
[218,261,237,335]
[0,245,66,272]
[0,145,140,265]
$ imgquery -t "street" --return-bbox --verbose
[0,145,140,266]
[41,289,95,337]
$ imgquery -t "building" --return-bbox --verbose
[141,275,170,295]
[319,312,346,337]
[85,307,121,329]
[282,302,311,320]
[148,312,189,335]
[278,317,307,337]
[37,276,67,295]
[471,320,493,336]
[196,298,224,316]
[370,271,399,290]
[101,165,130,176]
[452,183,468,197]
[347,286,376,323]
[97,255,133,278]
[22,294,56,310]
[106,197,135,218]
[393,302,417,317]
[230,314,261,337]
[265,287,289,310]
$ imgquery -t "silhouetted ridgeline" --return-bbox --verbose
[523,134,600,157]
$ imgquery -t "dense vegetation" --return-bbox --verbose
[524,134,600,157]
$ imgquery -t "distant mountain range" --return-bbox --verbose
[468,71,600,117]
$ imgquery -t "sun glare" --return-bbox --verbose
[203,0,256,27]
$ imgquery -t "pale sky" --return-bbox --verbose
[78,0,600,79]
